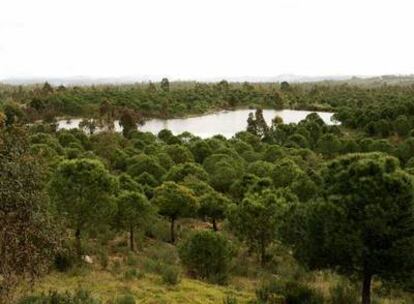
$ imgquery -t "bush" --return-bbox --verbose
[255,279,285,304]
[111,260,122,274]
[123,268,144,281]
[97,250,109,270]
[144,243,178,265]
[178,230,233,284]
[54,251,76,272]
[255,279,323,304]
[115,294,136,304]
[18,289,101,304]
[142,257,164,274]
[329,280,359,304]
[161,265,181,285]
[223,295,239,304]
[283,281,324,304]
[126,253,139,266]
[144,219,171,243]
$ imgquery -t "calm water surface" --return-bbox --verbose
[57,109,337,138]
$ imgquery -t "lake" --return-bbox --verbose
[57,109,337,138]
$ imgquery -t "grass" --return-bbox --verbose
[16,228,414,304]
[24,236,255,303]
[32,270,254,304]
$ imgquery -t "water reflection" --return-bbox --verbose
[57,109,337,138]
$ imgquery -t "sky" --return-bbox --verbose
[1,0,414,81]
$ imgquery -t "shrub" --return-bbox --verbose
[126,253,139,266]
[115,294,136,304]
[178,230,233,284]
[223,295,239,304]
[144,218,170,242]
[54,251,76,272]
[255,279,285,304]
[144,243,178,265]
[329,280,359,304]
[123,268,144,281]
[255,279,323,304]
[161,265,181,285]
[97,250,109,270]
[142,258,164,274]
[111,260,122,274]
[283,281,324,304]
[18,289,101,304]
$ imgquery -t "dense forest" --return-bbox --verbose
[1,79,414,304]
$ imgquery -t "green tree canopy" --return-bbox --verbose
[152,181,198,243]
[116,191,155,251]
[228,189,292,266]
[49,158,118,256]
[198,190,231,231]
[288,153,414,304]
[178,230,233,284]
[127,154,166,182]
[164,162,209,183]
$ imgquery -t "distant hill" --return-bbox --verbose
[2,74,414,86]
[0,74,354,86]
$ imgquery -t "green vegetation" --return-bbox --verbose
[178,230,233,284]
[2,79,414,304]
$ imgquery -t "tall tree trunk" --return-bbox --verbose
[212,218,218,231]
[361,271,372,304]
[130,225,134,251]
[75,228,82,258]
[170,217,175,244]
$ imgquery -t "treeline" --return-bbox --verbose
[0,80,286,120]
[3,79,414,137]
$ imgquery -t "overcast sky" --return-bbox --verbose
[1,0,414,80]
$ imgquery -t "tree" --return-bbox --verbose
[29,97,46,112]
[198,190,231,231]
[280,81,290,91]
[127,154,166,182]
[99,99,114,131]
[161,77,170,92]
[228,189,291,266]
[289,153,414,304]
[118,173,143,192]
[247,161,274,179]
[152,182,198,243]
[271,158,302,188]
[394,115,410,137]
[317,133,342,157]
[164,144,194,164]
[164,162,209,183]
[0,127,60,302]
[119,108,143,137]
[49,158,118,256]
[79,118,98,135]
[178,230,233,284]
[3,102,25,126]
[203,153,244,193]
[247,109,269,138]
[116,191,155,251]
[190,140,213,163]
[210,162,239,193]
[396,137,414,163]
[42,81,54,94]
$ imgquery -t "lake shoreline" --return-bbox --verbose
[52,104,335,123]
[55,108,337,139]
